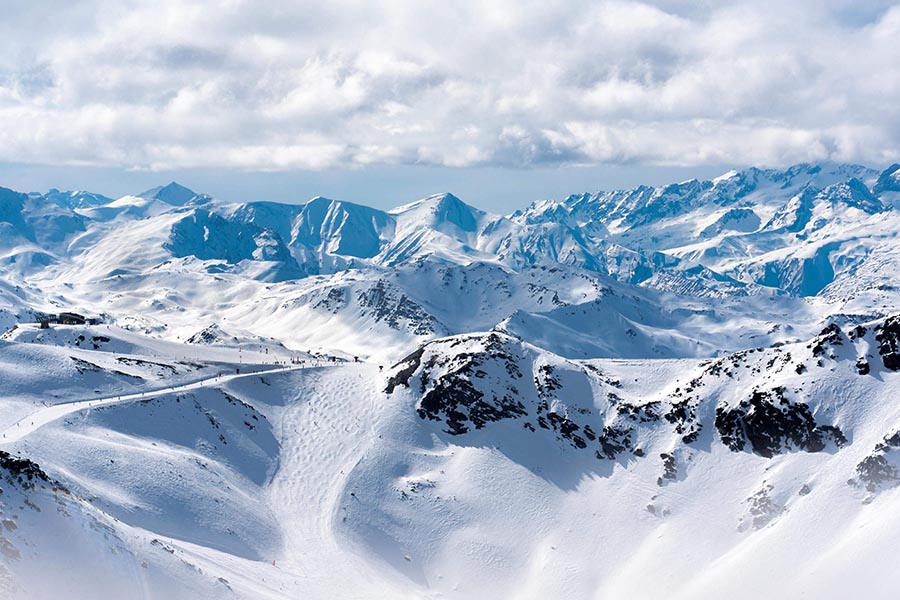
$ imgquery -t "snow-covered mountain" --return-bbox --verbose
[2,162,898,357]
[1,163,900,598]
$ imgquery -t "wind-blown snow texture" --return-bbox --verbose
[1,162,900,599]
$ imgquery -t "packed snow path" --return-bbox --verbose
[262,364,419,598]
[0,364,309,446]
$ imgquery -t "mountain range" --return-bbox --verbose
[1,162,899,357]
[0,163,898,598]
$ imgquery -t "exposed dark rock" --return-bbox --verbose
[853,455,898,493]
[418,372,525,435]
[116,357,178,375]
[657,452,677,486]
[70,357,101,374]
[414,335,527,435]
[851,431,900,494]
[392,316,880,480]
[358,280,442,336]
[665,399,702,444]
[186,324,235,345]
[384,347,425,393]
[740,484,783,531]
[313,287,348,313]
[848,325,867,341]
[875,316,900,371]
[617,402,661,423]
[663,367,713,444]
[0,451,64,493]
[716,408,747,452]
[809,323,844,360]
[534,364,562,396]
[529,364,594,450]
[715,387,846,458]
[596,426,632,460]
[540,409,587,449]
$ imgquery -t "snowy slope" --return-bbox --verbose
[367,317,900,598]
[2,316,899,598]
[0,164,898,598]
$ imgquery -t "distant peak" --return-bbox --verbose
[879,163,900,180]
[429,193,481,232]
[302,196,384,215]
[138,181,198,205]
[391,192,470,212]
[712,169,739,184]
[41,188,112,209]
[430,192,461,203]
[305,195,338,206]
[873,164,900,194]
[389,192,482,232]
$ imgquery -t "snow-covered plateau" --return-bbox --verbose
[1,163,899,599]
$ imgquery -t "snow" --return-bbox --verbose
[0,164,899,598]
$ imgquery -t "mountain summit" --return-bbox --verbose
[137,181,198,205]
[390,192,484,233]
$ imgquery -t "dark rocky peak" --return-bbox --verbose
[819,178,882,214]
[138,181,199,205]
[875,315,900,371]
[873,163,900,195]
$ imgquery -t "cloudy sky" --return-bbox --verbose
[1,0,899,210]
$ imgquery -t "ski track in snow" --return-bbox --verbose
[0,364,305,446]
[265,365,419,598]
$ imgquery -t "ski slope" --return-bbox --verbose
[0,364,303,446]
[1,164,900,598]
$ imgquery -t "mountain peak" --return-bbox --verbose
[301,195,390,219]
[390,192,483,232]
[42,189,112,209]
[874,163,900,195]
[303,196,341,209]
[138,181,198,205]
[826,177,884,213]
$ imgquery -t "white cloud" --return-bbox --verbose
[0,0,898,171]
